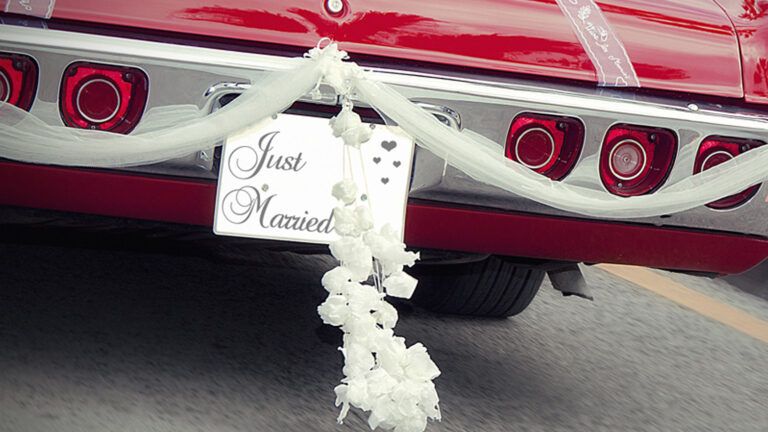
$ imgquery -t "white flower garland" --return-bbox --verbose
[312,42,441,430]
[319,181,441,431]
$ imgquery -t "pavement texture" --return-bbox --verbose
[0,240,766,432]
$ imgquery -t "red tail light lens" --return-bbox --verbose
[505,113,584,180]
[60,62,148,134]
[693,136,764,209]
[0,52,38,111]
[600,124,677,196]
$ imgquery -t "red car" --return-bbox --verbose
[1,0,767,317]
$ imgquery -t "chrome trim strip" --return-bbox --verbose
[368,69,768,132]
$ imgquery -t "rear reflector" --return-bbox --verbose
[600,124,677,197]
[59,62,148,134]
[505,112,584,180]
[693,136,764,209]
[0,52,38,111]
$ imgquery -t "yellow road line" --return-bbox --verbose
[597,264,768,344]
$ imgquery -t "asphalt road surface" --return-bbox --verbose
[0,239,766,432]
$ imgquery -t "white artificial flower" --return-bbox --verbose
[341,342,375,379]
[321,266,354,294]
[344,311,378,337]
[317,294,350,327]
[377,336,408,380]
[345,376,371,410]
[332,179,358,205]
[367,401,392,430]
[383,272,419,299]
[403,343,441,381]
[354,205,374,231]
[373,300,398,329]
[334,383,351,423]
[329,237,373,281]
[329,107,372,148]
[363,225,419,276]
[394,414,428,432]
[365,368,398,398]
[390,382,421,419]
[355,327,395,353]
[341,125,373,148]
[333,204,375,237]
[363,227,392,258]
[333,206,360,237]
[330,106,359,137]
[418,382,441,419]
[346,283,384,315]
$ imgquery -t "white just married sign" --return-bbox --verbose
[214,114,415,244]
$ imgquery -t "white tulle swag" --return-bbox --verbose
[1,41,767,217]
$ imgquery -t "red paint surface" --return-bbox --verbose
[712,0,768,104]
[18,0,744,98]
[0,162,764,274]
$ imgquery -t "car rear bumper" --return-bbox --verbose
[1,161,765,275]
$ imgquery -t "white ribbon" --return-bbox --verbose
[555,0,640,87]
[4,0,56,19]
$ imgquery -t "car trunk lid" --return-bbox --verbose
[40,0,744,98]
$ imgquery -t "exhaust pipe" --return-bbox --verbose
[547,264,593,301]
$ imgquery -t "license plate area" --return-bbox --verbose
[214,114,414,244]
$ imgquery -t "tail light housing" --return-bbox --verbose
[59,62,148,134]
[505,113,584,180]
[0,52,38,111]
[600,124,677,196]
[693,136,764,209]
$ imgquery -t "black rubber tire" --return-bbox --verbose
[408,255,545,318]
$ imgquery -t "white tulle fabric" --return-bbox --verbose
[0,56,319,167]
[1,43,768,218]
[1,43,767,218]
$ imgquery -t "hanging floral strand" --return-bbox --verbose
[311,41,441,432]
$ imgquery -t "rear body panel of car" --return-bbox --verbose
[0,1,767,274]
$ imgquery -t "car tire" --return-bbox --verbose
[408,255,544,318]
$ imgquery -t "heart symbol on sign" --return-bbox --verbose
[381,140,397,151]
[373,157,381,164]
[393,161,401,168]
[381,177,390,184]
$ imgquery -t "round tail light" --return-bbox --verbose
[600,124,677,197]
[76,78,121,124]
[608,139,646,181]
[515,127,555,169]
[0,71,9,102]
[505,113,585,180]
[59,62,148,134]
[694,136,764,209]
[0,52,38,111]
